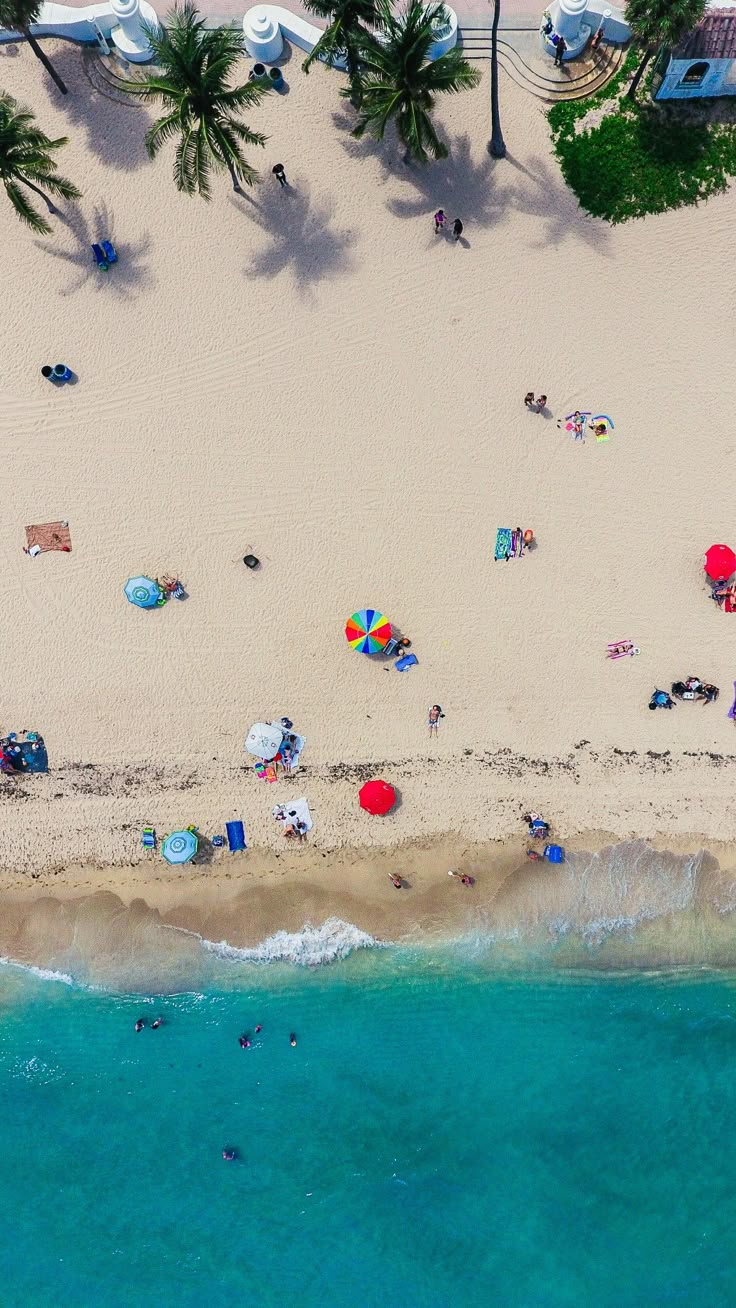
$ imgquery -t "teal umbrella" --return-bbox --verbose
[161,829,198,865]
[125,576,163,609]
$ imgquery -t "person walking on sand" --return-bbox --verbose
[554,35,567,66]
[428,704,445,737]
[452,218,463,242]
[272,163,288,187]
[434,208,446,234]
[524,392,536,409]
[536,394,547,412]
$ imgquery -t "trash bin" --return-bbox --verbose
[269,67,284,89]
[53,364,71,381]
[250,63,268,83]
[41,365,53,380]
[226,820,246,852]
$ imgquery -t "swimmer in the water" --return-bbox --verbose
[151,1017,163,1029]
[290,1033,297,1047]
[239,1034,251,1048]
[255,1025,262,1034]
[222,1149,236,1161]
[135,1018,146,1032]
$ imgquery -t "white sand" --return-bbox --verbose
[1,44,736,879]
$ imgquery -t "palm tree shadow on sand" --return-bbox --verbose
[45,44,150,172]
[334,110,611,254]
[238,179,357,290]
[35,200,152,297]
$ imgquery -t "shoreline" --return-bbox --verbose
[3,829,736,989]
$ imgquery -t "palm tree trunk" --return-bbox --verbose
[228,164,242,193]
[23,28,68,96]
[489,0,505,158]
[626,46,653,101]
[23,178,57,214]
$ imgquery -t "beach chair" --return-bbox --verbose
[382,637,400,657]
[101,240,118,264]
[91,243,110,270]
[141,826,156,848]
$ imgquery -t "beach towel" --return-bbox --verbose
[25,521,71,554]
[725,594,736,614]
[395,653,418,671]
[255,761,278,783]
[280,733,306,772]
[494,528,513,561]
[273,798,313,833]
[729,682,736,720]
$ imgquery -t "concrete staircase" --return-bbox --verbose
[81,46,146,105]
[460,30,626,102]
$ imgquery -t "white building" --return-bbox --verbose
[656,7,736,100]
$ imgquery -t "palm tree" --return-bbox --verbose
[302,0,378,103]
[489,0,505,157]
[625,0,706,101]
[0,0,68,94]
[126,1,269,197]
[0,93,80,233]
[348,0,480,164]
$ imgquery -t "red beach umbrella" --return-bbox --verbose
[359,779,396,816]
[705,544,736,582]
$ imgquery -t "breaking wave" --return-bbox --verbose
[197,917,381,967]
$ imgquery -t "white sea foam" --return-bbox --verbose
[197,917,381,967]
[0,956,75,986]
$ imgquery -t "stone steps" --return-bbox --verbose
[81,46,146,105]
[460,32,625,102]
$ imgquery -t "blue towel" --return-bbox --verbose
[225,820,246,852]
[395,654,418,671]
[494,528,512,561]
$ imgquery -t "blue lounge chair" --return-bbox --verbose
[101,240,118,264]
[91,243,109,270]
[141,826,156,848]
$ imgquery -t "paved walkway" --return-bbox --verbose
[59,0,543,28]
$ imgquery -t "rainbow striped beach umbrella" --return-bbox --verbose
[345,608,392,655]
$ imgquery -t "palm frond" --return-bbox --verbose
[3,179,50,232]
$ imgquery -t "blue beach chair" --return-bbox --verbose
[101,240,118,264]
[91,243,110,270]
[141,826,156,848]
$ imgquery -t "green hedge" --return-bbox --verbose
[547,49,736,223]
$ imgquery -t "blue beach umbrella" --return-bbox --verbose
[124,576,163,609]
[161,829,198,865]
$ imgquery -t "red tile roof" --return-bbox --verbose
[674,9,736,60]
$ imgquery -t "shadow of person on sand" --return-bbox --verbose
[48,44,150,172]
[35,200,153,297]
[239,179,357,290]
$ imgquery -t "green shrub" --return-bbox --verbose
[547,50,736,223]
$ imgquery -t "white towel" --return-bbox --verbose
[283,734,306,772]
[272,797,313,832]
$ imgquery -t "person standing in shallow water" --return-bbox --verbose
[434,209,446,234]
[452,218,463,242]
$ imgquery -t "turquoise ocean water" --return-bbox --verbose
[3,944,736,1307]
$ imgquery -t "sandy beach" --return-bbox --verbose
[2,40,736,972]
